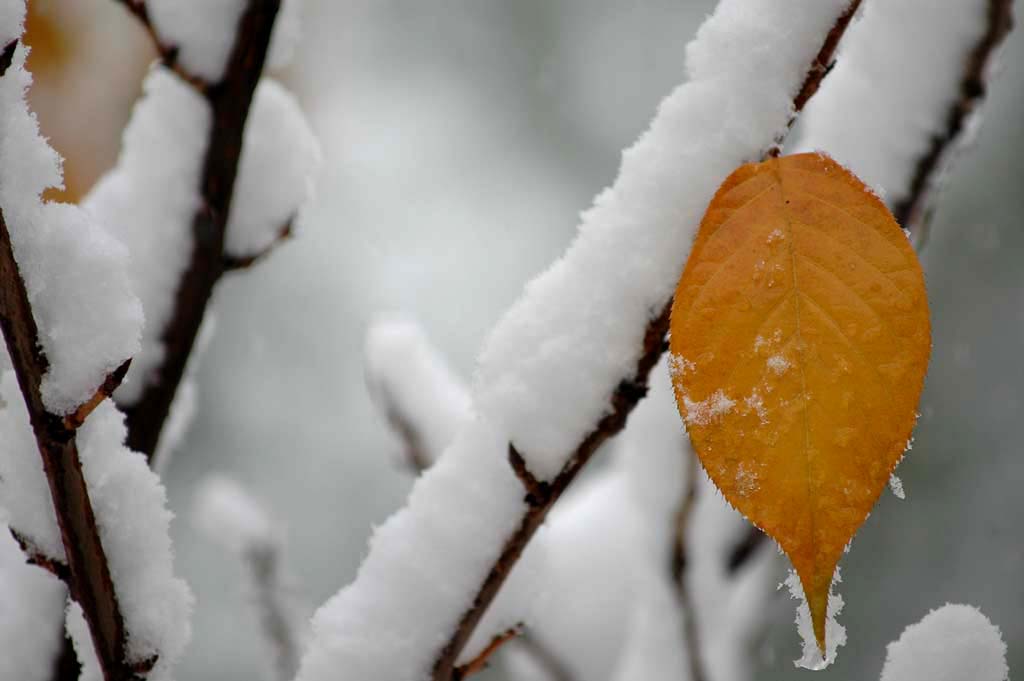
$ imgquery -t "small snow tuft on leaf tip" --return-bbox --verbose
[782,569,846,670]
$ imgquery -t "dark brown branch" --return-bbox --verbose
[372,374,576,679]
[223,220,293,272]
[452,628,520,680]
[893,0,1014,245]
[121,0,282,459]
[9,528,71,582]
[0,39,15,74]
[429,6,860,679]
[0,186,137,681]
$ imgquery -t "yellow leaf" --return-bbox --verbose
[669,152,930,653]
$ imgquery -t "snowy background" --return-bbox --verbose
[22,1,1024,679]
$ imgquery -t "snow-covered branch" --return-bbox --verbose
[365,319,473,472]
[797,0,1014,245]
[294,3,861,680]
[193,475,304,681]
[90,0,318,462]
[0,6,190,679]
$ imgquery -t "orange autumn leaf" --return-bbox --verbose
[669,152,930,653]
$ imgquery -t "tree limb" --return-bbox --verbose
[0,143,138,681]
[428,4,862,678]
[894,0,1014,246]
[117,0,282,459]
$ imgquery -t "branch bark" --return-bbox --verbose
[0,43,138,681]
[893,0,1014,246]
[117,0,282,459]
[428,5,862,679]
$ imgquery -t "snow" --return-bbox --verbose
[84,66,210,406]
[683,389,736,426]
[193,474,275,554]
[67,602,102,681]
[0,0,23,46]
[226,77,321,259]
[796,0,990,205]
[766,354,790,375]
[0,39,142,415]
[296,2,854,678]
[153,377,196,475]
[0,526,66,681]
[610,574,689,681]
[474,0,852,480]
[783,568,846,670]
[365,319,472,467]
[296,420,527,681]
[148,0,248,83]
[0,371,64,561]
[879,604,1008,681]
[505,362,780,681]
[76,400,193,677]
[268,0,303,71]
[153,313,215,473]
[148,0,299,83]
[193,474,305,679]
[889,473,906,499]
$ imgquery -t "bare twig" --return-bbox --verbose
[384,401,436,474]
[453,628,520,680]
[118,0,282,459]
[428,5,861,678]
[0,95,139,681]
[247,544,301,681]
[895,0,1014,246]
[671,451,707,681]
[9,528,71,583]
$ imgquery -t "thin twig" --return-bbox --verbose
[428,5,861,678]
[452,628,520,680]
[895,0,1014,246]
[671,451,707,681]
[247,544,300,681]
[9,528,71,583]
[0,77,139,681]
[119,0,282,459]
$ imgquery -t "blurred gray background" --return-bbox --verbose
[138,1,1024,679]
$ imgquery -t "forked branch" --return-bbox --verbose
[0,45,137,681]
[116,0,282,458]
[428,4,863,679]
